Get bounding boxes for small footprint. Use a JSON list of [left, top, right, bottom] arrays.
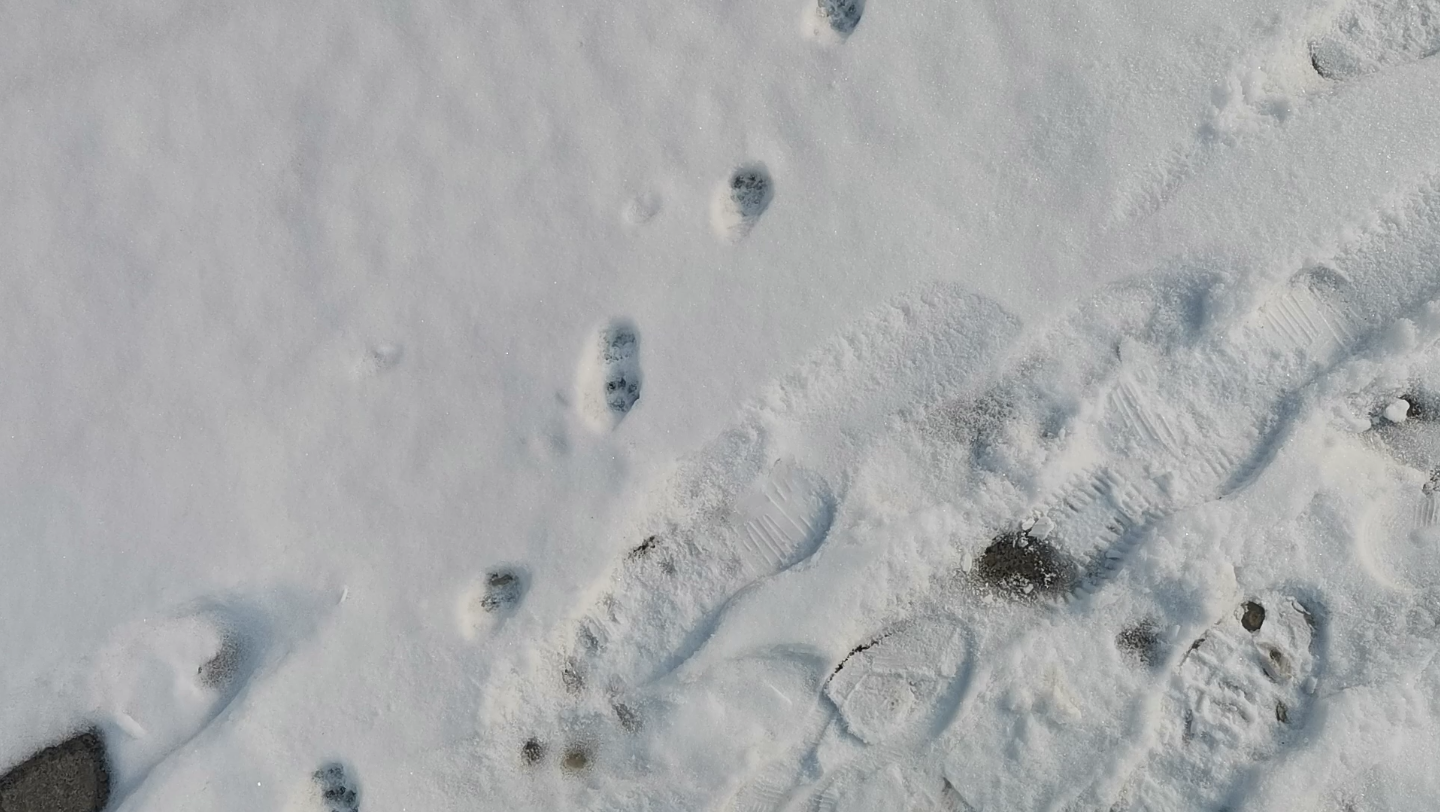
[[575, 319, 643, 432], [805, 0, 864, 41], [312, 762, 360, 812], [621, 192, 661, 228], [353, 343, 403, 379], [711, 164, 773, 243], [457, 567, 530, 640]]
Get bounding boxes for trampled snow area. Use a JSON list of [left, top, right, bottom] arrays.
[[3, 0, 1440, 809]]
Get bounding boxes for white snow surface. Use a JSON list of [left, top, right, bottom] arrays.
[[4, 0, 1440, 809]]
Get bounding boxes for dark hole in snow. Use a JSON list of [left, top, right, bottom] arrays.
[[1116, 621, 1164, 668], [973, 529, 1077, 600], [561, 745, 591, 772]]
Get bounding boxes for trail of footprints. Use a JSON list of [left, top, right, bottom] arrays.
[[0, 602, 376, 812], [502, 191, 1440, 804], [697, 190, 1440, 808], [13, 0, 1438, 809]]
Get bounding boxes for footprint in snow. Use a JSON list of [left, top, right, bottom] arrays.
[[456, 566, 529, 640], [1309, 0, 1440, 80], [1111, 594, 1322, 810], [804, 0, 864, 42], [353, 343, 403, 380], [739, 236, 1436, 807], [721, 616, 973, 812], [495, 287, 1019, 799], [575, 319, 642, 432], [310, 762, 361, 812], [558, 456, 834, 709], [1355, 387, 1440, 590], [824, 617, 973, 748], [711, 164, 773, 243], [962, 218, 1440, 605], [89, 602, 267, 799], [621, 191, 661, 228]]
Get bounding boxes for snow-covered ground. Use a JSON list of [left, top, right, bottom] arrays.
[[3, 0, 1440, 809]]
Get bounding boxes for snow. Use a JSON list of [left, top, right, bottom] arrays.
[[3, 0, 1440, 810]]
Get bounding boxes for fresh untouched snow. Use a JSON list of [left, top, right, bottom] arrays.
[[3, 0, 1440, 810]]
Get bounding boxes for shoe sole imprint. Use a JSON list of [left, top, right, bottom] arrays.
[[1113, 594, 1321, 811]]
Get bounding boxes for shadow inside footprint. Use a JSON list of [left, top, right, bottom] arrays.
[[313, 762, 360, 812], [479, 568, 528, 614], [599, 325, 642, 416], [1117, 620, 1165, 668], [817, 0, 864, 35], [0, 730, 110, 812], [577, 319, 643, 431], [973, 530, 1077, 600], [712, 164, 774, 241], [198, 629, 251, 690]]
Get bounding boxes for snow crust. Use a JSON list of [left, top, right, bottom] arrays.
[[3, 0, 1440, 809]]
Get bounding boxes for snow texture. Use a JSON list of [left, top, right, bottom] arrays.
[[4, 0, 1440, 810]]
